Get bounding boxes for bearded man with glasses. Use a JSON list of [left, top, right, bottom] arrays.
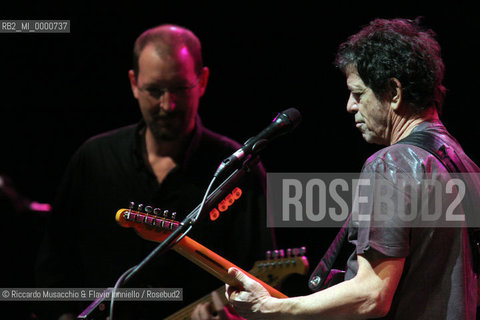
[[36, 24, 274, 320]]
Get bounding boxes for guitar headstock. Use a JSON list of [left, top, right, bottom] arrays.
[[115, 202, 180, 243], [249, 247, 309, 287]]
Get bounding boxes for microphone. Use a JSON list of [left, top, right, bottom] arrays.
[[214, 108, 301, 177]]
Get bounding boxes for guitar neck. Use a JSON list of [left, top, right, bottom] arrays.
[[170, 235, 287, 299], [115, 209, 306, 320], [115, 208, 287, 299]]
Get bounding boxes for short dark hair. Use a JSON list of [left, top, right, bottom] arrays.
[[132, 24, 203, 77], [335, 18, 446, 113]]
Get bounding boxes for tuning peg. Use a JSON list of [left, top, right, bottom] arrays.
[[292, 248, 300, 257], [153, 208, 161, 215], [163, 210, 169, 217], [279, 249, 285, 258], [300, 246, 306, 255], [137, 204, 144, 212], [273, 250, 279, 259], [287, 248, 292, 257], [171, 212, 177, 220], [128, 201, 135, 209], [145, 206, 153, 214], [266, 250, 272, 260]]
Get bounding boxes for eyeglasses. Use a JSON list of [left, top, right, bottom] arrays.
[[138, 77, 201, 100]]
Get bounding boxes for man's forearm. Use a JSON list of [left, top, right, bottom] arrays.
[[262, 276, 387, 320], [227, 256, 404, 319]]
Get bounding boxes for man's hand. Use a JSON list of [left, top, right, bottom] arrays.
[[225, 267, 276, 319], [192, 289, 244, 320]]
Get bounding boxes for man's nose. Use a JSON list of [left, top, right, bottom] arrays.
[[346, 95, 358, 114], [160, 91, 176, 112]]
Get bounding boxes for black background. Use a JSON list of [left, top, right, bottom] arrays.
[[1, 0, 479, 305]]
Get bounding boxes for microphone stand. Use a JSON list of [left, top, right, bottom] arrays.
[[77, 154, 261, 319]]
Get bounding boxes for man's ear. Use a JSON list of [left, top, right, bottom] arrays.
[[128, 69, 139, 99], [389, 78, 402, 111], [198, 66, 210, 97]]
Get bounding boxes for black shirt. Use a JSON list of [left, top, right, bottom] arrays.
[[36, 119, 274, 319]]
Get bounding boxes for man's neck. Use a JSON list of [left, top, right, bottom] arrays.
[[144, 128, 190, 161], [142, 128, 193, 183], [389, 107, 439, 145]]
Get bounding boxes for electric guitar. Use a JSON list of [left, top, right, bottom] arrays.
[[115, 206, 308, 301]]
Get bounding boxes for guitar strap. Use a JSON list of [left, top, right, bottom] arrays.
[[396, 130, 480, 274], [309, 129, 480, 292], [308, 216, 349, 292]]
